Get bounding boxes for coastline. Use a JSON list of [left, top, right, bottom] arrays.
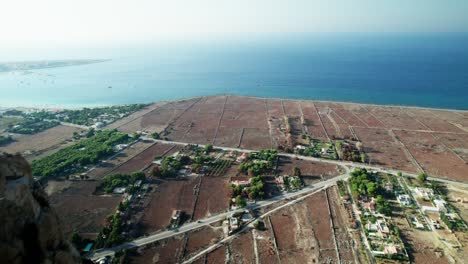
[[2, 93, 468, 113]]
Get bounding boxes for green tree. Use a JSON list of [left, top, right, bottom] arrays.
[[293, 167, 301, 177], [151, 132, 160, 139], [204, 144, 213, 153], [417, 173, 427, 185], [236, 196, 247, 207]]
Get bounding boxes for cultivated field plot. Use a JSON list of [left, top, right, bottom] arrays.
[[214, 127, 242, 147], [331, 106, 367, 127], [255, 217, 281, 264], [406, 108, 465, 133], [326, 187, 357, 263], [266, 99, 289, 148], [104, 102, 165, 131], [276, 156, 341, 183], [205, 246, 226, 264], [112, 143, 177, 174], [282, 100, 302, 117], [366, 106, 428, 131], [300, 101, 328, 140], [432, 133, 468, 162], [240, 128, 271, 149], [394, 130, 468, 181], [269, 203, 320, 263], [346, 105, 385, 128], [140, 177, 199, 233], [0, 125, 81, 161], [229, 232, 255, 263], [128, 236, 184, 263], [183, 226, 223, 258], [354, 127, 418, 173], [48, 181, 121, 238], [86, 140, 155, 179], [193, 177, 230, 220], [305, 190, 338, 263]]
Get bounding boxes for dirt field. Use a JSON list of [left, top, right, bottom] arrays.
[[276, 156, 341, 183], [206, 246, 226, 264], [193, 177, 230, 220], [326, 187, 357, 263], [255, 218, 280, 264], [354, 127, 418, 173], [305, 190, 338, 263], [140, 177, 199, 233], [394, 130, 468, 181], [269, 204, 320, 263], [128, 236, 184, 263], [184, 227, 223, 257], [112, 143, 176, 174], [108, 95, 468, 181], [0, 125, 81, 161], [48, 181, 121, 238], [229, 232, 255, 263], [86, 140, 155, 179]]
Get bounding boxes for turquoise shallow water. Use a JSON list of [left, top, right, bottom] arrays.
[[1, 33, 468, 109]]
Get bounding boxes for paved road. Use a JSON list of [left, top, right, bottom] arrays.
[[147, 138, 468, 188], [88, 173, 348, 261]]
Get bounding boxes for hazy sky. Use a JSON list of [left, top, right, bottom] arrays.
[[1, 0, 467, 48]]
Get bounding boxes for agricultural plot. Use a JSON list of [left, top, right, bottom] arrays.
[[326, 187, 358, 263], [229, 232, 255, 263], [354, 127, 417, 173], [239, 128, 271, 149], [407, 109, 465, 133], [48, 181, 121, 238], [128, 237, 184, 264], [254, 218, 280, 264], [104, 102, 165, 131], [432, 132, 468, 162], [276, 156, 341, 183], [266, 99, 289, 148], [206, 246, 226, 264], [394, 130, 468, 181], [193, 177, 230, 220], [269, 203, 320, 263], [282, 100, 302, 117], [0, 125, 81, 161], [348, 106, 385, 128], [183, 227, 223, 258], [111, 143, 176, 174], [300, 101, 328, 140], [366, 106, 428, 130], [140, 177, 199, 233], [332, 107, 367, 127], [305, 190, 338, 263], [86, 140, 156, 179], [213, 127, 242, 147]]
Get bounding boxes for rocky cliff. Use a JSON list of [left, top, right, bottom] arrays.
[[0, 153, 82, 264]]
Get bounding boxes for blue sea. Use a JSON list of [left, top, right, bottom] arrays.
[[1, 33, 468, 110]]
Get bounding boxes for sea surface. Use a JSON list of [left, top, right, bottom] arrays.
[[1, 33, 468, 110]]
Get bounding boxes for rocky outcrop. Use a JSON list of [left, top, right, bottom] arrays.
[[0, 153, 81, 264]]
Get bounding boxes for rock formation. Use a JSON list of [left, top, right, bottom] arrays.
[[0, 153, 81, 264]]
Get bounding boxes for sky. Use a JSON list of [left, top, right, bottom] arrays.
[[0, 0, 467, 50]]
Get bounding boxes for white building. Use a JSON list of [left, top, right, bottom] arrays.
[[397, 194, 412, 206], [433, 199, 447, 213], [414, 187, 434, 200]]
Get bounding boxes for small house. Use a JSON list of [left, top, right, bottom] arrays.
[[397, 194, 412, 206], [414, 187, 434, 200]]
